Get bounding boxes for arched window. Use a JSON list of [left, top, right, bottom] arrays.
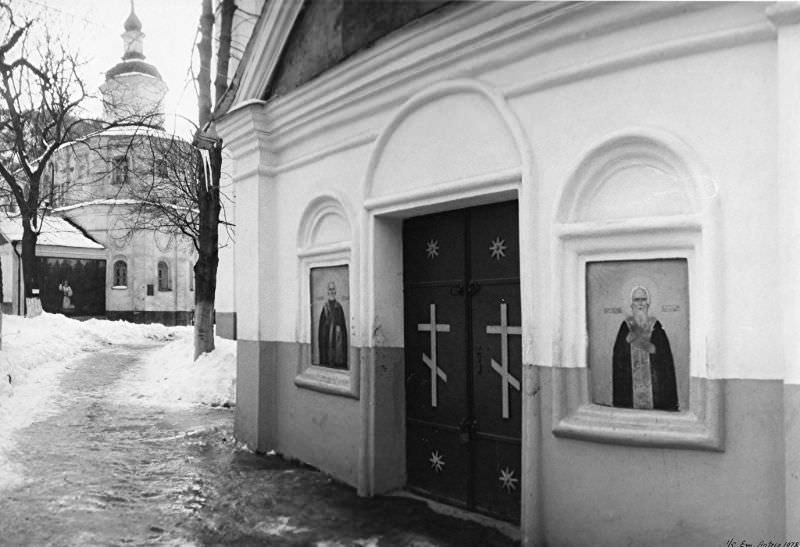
[[157, 261, 171, 291], [112, 155, 129, 185], [113, 260, 127, 287]]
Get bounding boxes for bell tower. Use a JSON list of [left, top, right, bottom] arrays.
[[99, 0, 168, 126]]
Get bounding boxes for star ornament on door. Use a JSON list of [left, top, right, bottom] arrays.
[[489, 236, 507, 260], [498, 467, 518, 492], [486, 302, 521, 419], [418, 303, 450, 407], [425, 239, 440, 259], [429, 450, 445, 473]]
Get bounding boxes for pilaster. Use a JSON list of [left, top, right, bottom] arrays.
[[217, 100, 278, 449], [766, 2, 800, 539]]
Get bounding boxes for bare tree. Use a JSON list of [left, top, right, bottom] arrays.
[[0, 3, 101, 316], [115, 0, 235, 359]]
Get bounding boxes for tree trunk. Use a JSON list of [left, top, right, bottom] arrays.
[[0, 253, 3, 349], [197, 0, 214, 129], [214, 0, 235, 106], [21, 216, 41, 317], [192, 0, 231, 360]]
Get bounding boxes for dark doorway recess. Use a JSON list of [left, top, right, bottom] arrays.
[[403, 200, 522, 523]]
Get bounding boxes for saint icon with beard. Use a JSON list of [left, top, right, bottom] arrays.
[[612, 286, 678, 411]]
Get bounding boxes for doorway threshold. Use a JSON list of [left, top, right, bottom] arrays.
[[386, 489, 521, 543]]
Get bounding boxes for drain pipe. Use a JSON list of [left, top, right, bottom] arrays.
[[12, 241, 22, 316]]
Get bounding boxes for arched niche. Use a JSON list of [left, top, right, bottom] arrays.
[[297, 194, 353, 252], [552, 127, 723, 452], [364, 80, 525, 207], [557, 128, 713, 223], [295, 193, 359, 399]]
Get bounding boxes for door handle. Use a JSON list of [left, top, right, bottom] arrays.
[[476, 345, 483, 375], [449, 284, 464, 296], [458, 417, 479, 444]]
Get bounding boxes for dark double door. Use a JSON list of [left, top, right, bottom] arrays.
[[403, 201, 522, 522]]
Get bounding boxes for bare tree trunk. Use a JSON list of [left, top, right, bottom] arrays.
[[194, 145, 221, 359], [193, 0, 230, 359], [214, 0, 234, 104], [21, 216, 41, 317], [197, 0, 213, 129], [0, 268, 3, 350]]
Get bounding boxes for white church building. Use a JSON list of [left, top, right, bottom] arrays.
[[216, 2, 800, 544], [41, 6, 195, 324]]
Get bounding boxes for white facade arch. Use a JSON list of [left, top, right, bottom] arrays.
[[552, 126, 723, 451], [358, 79, 538, 501]]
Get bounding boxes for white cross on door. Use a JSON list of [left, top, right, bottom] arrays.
[[486, 302, 521, 419], [418, 303, 450, 407]]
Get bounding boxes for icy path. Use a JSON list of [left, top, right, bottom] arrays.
[[0, 344, 230, 546], [0, 343, 517, 546]]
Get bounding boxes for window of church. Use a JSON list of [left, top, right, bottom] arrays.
[[113, 260, 127, 288], [112, 156, 129, 185], [42, 166, 53, 202], [157, 260, 171, 291]]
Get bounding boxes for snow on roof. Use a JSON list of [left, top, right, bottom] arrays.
[[0, 215, 104, 249], [57, 125, 188, 151], [54, 198, 197, 215], [53, 199, 141, 213]]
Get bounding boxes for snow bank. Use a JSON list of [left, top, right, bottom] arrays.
[[0, 312, 176, 405], [114, 329, 236, 408], [0, 312, 236, 489]]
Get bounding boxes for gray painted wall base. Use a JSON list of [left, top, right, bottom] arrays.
[[107, 310, 193, 326], [216, 312, 236, 339]]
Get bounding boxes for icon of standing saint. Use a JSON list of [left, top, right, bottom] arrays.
[[311, 265, 350, 370], [585, 259, 689, 412], [612, 286, 678, 410], [318, 281, 348, 369]]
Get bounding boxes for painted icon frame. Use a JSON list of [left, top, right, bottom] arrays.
[[586, 258, 690, 412], [310, 264, 350, 370]]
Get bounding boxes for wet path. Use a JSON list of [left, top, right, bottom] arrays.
[[0, 345, 517, 546]]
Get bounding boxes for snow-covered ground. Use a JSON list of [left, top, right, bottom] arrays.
[[0, 312, 236, 411], [113, 325, 236, 408], [0, 312, 236, 489]]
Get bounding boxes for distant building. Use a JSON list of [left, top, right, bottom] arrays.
[[0, 216, 105, 316], [38, 4, 195, 324]]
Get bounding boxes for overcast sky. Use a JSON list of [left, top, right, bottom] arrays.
[[23, 0, 201, 136]]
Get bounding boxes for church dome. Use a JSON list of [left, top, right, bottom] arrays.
[[106, 59, 161, 80], [123, 10, 141, 32]]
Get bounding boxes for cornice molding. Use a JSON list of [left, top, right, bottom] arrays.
[[224, 2, 772, 170], [216, 101, 272, 163], [506, 21, 773, 100], [766, 2, 800, 26], [273, 131, 376, 176], [262, 1, 734, 148], [232, 0, 305, 107]]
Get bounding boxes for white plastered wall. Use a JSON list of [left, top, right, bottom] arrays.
[[219, 1, 793, 542]]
